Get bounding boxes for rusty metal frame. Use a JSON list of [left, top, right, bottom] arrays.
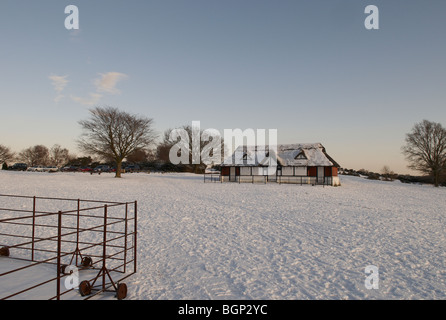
[[0, 194, 137, 300]]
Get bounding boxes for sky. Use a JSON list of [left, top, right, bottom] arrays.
[[1, 0, 445, 174]]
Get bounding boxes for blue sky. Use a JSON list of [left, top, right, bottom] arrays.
[[1, 0, 445, 174]]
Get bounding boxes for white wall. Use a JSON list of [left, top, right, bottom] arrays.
[[294, 167, 307, 176], [240, 167, 251, 176]]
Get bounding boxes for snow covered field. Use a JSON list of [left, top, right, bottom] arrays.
[[0, 170, 445, 300]]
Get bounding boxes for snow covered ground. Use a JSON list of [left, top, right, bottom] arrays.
[[0, 170, 445, 300]]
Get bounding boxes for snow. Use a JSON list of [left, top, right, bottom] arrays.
[[277, 143, 333, 167], [0, 258, 120, 300], [222, 143, 334, 167], [1, 170, 445, 300]]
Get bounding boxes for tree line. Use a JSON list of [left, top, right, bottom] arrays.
[[0, 107, 220, 177], [1, 144, 72, 169], [1, 106, 446, 186]]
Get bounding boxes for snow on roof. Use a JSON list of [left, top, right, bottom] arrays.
[[222, 143, 339, 167]]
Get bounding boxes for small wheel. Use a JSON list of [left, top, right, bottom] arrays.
[[116, 283, 127, 300], [60, 264, 68, 275], [79, 280, 92, 297], [81, 256, 93, 268], [0, 246, 10, 257]]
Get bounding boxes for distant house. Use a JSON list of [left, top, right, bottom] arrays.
[[220, 143, 341, 186]]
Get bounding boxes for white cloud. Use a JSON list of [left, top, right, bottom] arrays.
[[49, 75, 68, 92], [70, 93, 103, 106], [52, 71, 128, 106], [49, 75, 69, 103], [94, 72, 128, 95]]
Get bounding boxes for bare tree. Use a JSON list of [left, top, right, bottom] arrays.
[[381, 165, 396, 181], [156, 129, 178, 163], [0, 145, 15, 165], [19, 145, 50, 167], [126, 149, 149, 163], [402, 120, 446, 187], [78, 106, 157, 178], [49, 144, 72, 168], [160, 125, 225, 173]]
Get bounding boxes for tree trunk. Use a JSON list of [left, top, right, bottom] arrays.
[[433, 171, 440, 187], [115, 160, 122, 178]]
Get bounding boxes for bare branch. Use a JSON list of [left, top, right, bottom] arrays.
[[77, 106, 157, 177], [402, 120, 446, 186], [0, 145, 15, 164]]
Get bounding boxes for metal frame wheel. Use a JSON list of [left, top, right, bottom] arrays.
[[81, 256, 93, 268], [116, 283, 127, 300], [79, 280, 92, 297], [0, 246, 10, 257], [60, 264, 68, 275]]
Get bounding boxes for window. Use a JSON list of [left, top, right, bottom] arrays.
[[240, 167, 251, 176], [242, 153, 255, 165], [294, 167, 307, 176], [295, 152, 307, 160], [282, 167, 293, 176]]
